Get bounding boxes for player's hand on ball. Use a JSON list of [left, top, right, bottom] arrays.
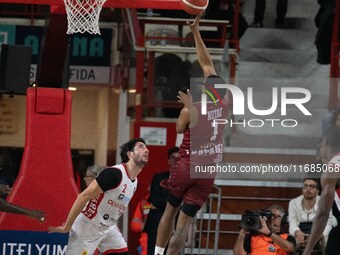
[[187, 13, 202, 33]]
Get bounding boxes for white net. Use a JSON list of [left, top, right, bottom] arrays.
[[63, 0, 108, 34]]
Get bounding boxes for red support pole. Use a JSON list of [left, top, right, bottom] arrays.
[[135, 50, 144, 122], [229, 54, 237, 85], [147, 51, 155, 116], [126, 8, 146, 122], [232, 0, 240, 52]]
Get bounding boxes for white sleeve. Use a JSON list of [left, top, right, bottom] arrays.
[[288, 198, 301, 236]]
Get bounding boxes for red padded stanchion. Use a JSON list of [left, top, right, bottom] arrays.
[[0, 87, 78, 231]]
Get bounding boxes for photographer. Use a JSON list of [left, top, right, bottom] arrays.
[[233, 205, 296, 255]]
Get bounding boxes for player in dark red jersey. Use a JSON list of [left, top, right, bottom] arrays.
[[154, 14, 228, 255]]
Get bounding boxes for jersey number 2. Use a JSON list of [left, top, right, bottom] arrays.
[[122, 184, 127, 193]]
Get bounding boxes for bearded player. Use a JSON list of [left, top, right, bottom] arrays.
[[49, 138, 149, 255]]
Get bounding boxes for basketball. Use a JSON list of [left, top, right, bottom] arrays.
[[180, 0, 209, 15]]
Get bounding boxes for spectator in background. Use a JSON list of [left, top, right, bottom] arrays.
[[84, 165, 104, 187], [131, 192, 151, 255], [144, 147, 179, 255], [251, 0, 288, 28], [288, 178, 337, 253]]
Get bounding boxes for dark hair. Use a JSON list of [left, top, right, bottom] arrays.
[[303, 178, 320, 189], [120, 138, 146, 163], [331, 108, 340, 126], [321, 126, 340, 154], [167, 146, 179, 158]]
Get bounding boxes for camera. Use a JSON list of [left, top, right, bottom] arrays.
[[240, 209, 272, 231]]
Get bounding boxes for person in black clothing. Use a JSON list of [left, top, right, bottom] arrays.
[[314, 0, 336, 64], [143, 147, 179, 255], [251, 0, 288, 28]]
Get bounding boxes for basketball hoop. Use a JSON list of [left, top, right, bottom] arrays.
[[63, 0, 108, 34]]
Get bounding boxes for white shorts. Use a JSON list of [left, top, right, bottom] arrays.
[[66, 216, 128, 255]]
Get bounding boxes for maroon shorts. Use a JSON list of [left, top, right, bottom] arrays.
[[160, 158, 215, 208]]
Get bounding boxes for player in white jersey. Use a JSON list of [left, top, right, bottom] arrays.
[[48, 138, 149, 255], [303, 126, 340, 255]]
